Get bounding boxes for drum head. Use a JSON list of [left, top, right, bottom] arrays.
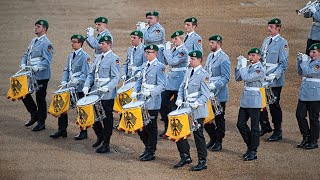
[[54, 87, 74, 94], [12, 71, 31, 78], [122, 100, 144, 109], [117, 81, 136, 94], [168, 107, 191, 116], [77, 95, 99, 106]]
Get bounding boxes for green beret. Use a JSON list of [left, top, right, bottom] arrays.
[[99, 35, 112, 43], [35, 19, 49, 29], [94, 17, 108, 24], [144, 44, 159, 51], [130, 30, 143, 38], [171, 30, 184, 38], [71, 34, 85, 42], [189, 50, 202, 58], [184, 17, 198, 23], [309, 43, 320, 50], [268, 18, 281, 25], [247, 48, 261, 54], [209, 34, 223, 41], [146, 11, 159, 17]]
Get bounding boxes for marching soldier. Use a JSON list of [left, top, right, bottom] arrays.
[[302, 1, 320, 55], [204, 34, 230, 151], [295, 43, 320, 150], [121, 30, 146, 81], [159, 30, 189, 137], [137, 11, 165, 64], [174, 50, 210, 171], [235, 48, 266, 161], [82, 35, 120, 153], [49, 34, 90, 138], [21, 19, 53, 131], [131, 44, 166, 161], [183, 17, 202, 52], [259, 18, 289, 141]]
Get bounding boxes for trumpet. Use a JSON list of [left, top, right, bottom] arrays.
[[210, 92, 223, 116], [262, 81, 277, 104], [136, 21, 148, 30], [296, 0, 319, 15]]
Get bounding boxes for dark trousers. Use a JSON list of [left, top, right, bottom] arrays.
[[260, 87, 282, 133], [92, 99, 114, 145], [160, 90, 178, 129], [205, 102, 226, 143], [176, 118, 207, 159], [138, 110, 159, 153], [237, 108, 260, 151], [57, 92, 84, 130], [296, 100, 320, 143], [22, 79, 49, 124], [306, 39, 320, 55]]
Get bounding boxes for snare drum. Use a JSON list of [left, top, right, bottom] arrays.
[[7, 71, 38, 101], [48, 87, 78, 117], [114, 81, 136, 112], [165, 107, 192, 142], [118, 100, 146, 134], [76, 95, 105, 129]]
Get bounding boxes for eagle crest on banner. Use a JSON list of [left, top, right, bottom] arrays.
[[53, 94, 65, 113], [124, 111, 137, 129], [78, 107, 88, 124], [11, 78, 22, 96], [170, 118, 183, 136]]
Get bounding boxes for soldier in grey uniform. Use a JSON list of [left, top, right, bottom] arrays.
[[174, 50, 210, 171], [302, 1, 320, 55], [204, 34, 230, 151], [259, 18, 289, 141], [159, 30, 189, 137], [131, 44, 166, 161], [49, 34, 90, 139], [137, 11, 165, 64], [235, 48, 266, 161], [21, 19, 54, 132], [82, 35, 120, 153], [184, 17, 202, 52], [295, 43, 320, 150], [122, 30, 146, 81]]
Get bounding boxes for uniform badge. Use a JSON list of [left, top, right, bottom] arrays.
[[116, 60, 120, 64], [284, 44, 289, 50], [255, 70, 260, 74], [179, 52, 184, 57], [155, 30, 160, 34], [315, 65, 319, 70], [193, 52, 196, 56], [134, 32, 138, 36], [162, 68, 165, 74], [192, 18, 195, 22], [40, 21, 44, 25], [315, 46, 318, 50], [102, 18, 106, 22], [176, 32, 179, 36], [47, 45, 52, 52], [87, 57, 91, 63], [198, 39, 201, 44], [150, 45, 153, 49], [205, 76, 209, 83], [78, 35, 81, 39]]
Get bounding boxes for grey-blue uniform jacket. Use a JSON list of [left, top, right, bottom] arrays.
[[260, 34, 289, 87], [304, 6, 320, 41], [177, 67, 210, 119], [86, 29, 113, 56], [184, 32, 203, 52], [235, 62, 266, 108], [122, 43, 146, 78], [297, 58, 320, 101], [163, 44, 189, 91], [62, 48, 90, 92], [205, 49, 231, 102], [134, 59, 166, 110], [142, 23, 165, 63], [21, 35, 53, 80], [84, 50, 120, 100]]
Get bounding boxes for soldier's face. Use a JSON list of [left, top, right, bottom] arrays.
[[173, 37, 182, 46], [146, 16, 158, 26], [248, 53, 260, 63], [95, 23, 107, 32], [71, 38, 81, 50], [190, 57, 201, 67], [184, 22, 195, 33], [310, 50, 320, 60], [145, 50, 157, 61], [99, 41, 110, 52], [267, 24, 280, 36], [209, 40, 219, 52], [130, 35, 141, 46], [34, 24, 45, 36]]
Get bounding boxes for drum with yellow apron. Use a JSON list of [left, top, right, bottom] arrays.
[[204, 100, 215, 125], [114, 81, 136, 113], [76, 95, 105, 130], [7, 70, 38, 101], [48, 87, 78, 117], [165, 107, 193, 142]]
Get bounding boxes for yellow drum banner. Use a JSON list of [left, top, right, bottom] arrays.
[[118, 106, 144, 134], [7, 75, 29, 101], [260, 87, 267, 110], [48, 91, 70, 117], [113, 88, 134, 113], [165, 113, 191, 142], [76, 105, 95, 130], [204, 100, 215, 125]]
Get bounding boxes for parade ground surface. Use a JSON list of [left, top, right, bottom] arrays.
[[0, 0, 319, 179]]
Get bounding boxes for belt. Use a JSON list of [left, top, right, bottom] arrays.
[[170, 67, 187, 72], [29, 57, 43, 65], [132, 66, 142, 71], [71, 72, 82, 77], [210, 76, 222, 81], [245, 87, 260, 91], [142, 83, 155, 91], [265, 63, 278, 73], [95, 78, 110, 82], [313, 22, 320, 26], [305, 78, 320, 83], [186, 92, 199, 102]]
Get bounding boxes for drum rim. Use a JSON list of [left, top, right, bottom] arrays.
[[117, 81, 136, 94], [77, 95, 100, 106], [53, 87, 75, 94], [11, 71, 32, 77], [122, 100, 144, 109], [168, 108, 192, 116]]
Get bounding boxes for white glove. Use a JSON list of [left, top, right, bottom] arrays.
[[308, 5, 317, 13], [82, 87, 89, 95], [237, 55, 247, 69], [61, 81, 67, 87], [99, 86, 109, 93], [306, 1, 312, 6], [139, 22, 146, 30], [209, 83, 216, 91], [86, 27, 94, 36], [301, 53, 310, 62], [121, 75, 126, 81], [21, 64, 26, 70], [135, 71, 142, 78], [190, 101, 199, 109], [165, 41, 171, 50], [175, 99, 182, 107], [31, 65, 39, 72], [142, 91, 151, 97], [131, 92, 137, 99], [71, 78, 79, 85]]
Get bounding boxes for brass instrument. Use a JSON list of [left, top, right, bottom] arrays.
[[210, 92, 223, 116], [296, 0, 319, 15]]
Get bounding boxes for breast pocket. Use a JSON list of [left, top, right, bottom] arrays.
[[100, 67, 110, 77], [73, 64, 82, 72], [307, 81, 320, 97], [267, 50, 279, 63], [212, 64, 221, 76], [31, 50, 41, 57], [147, 74, 157, 84]]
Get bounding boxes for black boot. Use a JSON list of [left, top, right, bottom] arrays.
[[32, 122, 45, 131], [211, 142, 222, 151], [190, 158, 207, 171], [260, 125, 273, 136], [267, 126, 282, 142], [140, 148, 155, 161], [139, 148, 148, 159], [244, 151, 257, 161], [25, 112, 38, 127], [173, 153, 192, 168], [297, 136, 309, 148], [50, 130, 67, 138], [305, 140, 318, 150], [92, 124, 104, 147], [74, 130, 88, 140], [96, 142, 110, 153]]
